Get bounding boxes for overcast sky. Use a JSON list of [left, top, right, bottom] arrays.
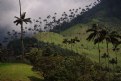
[[0, 0, 98, 41]]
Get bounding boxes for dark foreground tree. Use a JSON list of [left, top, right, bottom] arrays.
[[27, 53, 109, 81]]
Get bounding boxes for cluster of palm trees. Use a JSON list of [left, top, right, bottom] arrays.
[[35, 0, 100, 33], [17, 0, 99, 46], [63, 37, 80, 53], [86, 23, 121, 80]]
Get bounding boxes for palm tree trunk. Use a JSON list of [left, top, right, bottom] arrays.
[[97, 34, 101, 66], [105, 58, 107, 68], [113, 64, 115, 75], [98, 43, 101, 65], [19, 0, 24, 59], [106, 41, 110, 81], [83, 54, 86, 81], [71, 44, 72, 51], [116, 51, 118, 67], [19, 0, 21, 17], [37, 39, 39, 51], [21, 22, 25, 59], [76, 45, 78, 54]]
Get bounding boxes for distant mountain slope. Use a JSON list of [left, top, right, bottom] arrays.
[[52, 0, 121, 33], [101, 0, 121, 19], [72, 0, 121, 23]]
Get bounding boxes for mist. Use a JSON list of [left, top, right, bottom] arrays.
[[0, 0, 98, 41]]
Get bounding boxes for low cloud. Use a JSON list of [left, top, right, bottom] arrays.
[[0, 0, 98, 41]]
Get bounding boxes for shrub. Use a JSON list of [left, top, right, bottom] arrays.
[[28, 54, 109, 81]]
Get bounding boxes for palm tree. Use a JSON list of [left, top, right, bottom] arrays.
[[101, 53, 109, 68], [109, 58, 117, 74], [97, 28, 121, 81], [73, 37, 80, 53], [112, 40, 121, 67], [70, 38, 76, 51], [14, 0, 32, 59], [86, 24, 103, 65], [62, 38, 69, 52], [101, 29, 121, 70]]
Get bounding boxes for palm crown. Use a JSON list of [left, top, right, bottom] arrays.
[[14, 12, 32, 26], [86, 24, 103, 44], [97, 28, 121, 45]]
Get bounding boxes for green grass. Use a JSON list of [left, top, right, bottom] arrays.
[[0, 63, 43, 81], [35, 32, 64, 45], [34, 23, 121, 67]]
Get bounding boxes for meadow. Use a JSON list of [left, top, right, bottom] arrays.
[[0, 63, 43, 81]]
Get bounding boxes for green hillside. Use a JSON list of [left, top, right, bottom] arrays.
[[61, 24, 121, 62], [34, 23, 121, 66], [35, 32, 64, 45], [70, 0, 121, 30]]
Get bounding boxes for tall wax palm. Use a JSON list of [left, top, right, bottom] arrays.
[[70, 38, 76, 51], [73, 37, 80, 53], [14, 0, 32, 59], [109, 58, 117, 74], [97, 28, 121, 81], [86, 24, 102, 65], [101, 53, 109, 68], [100, 29, 121, 70], [112, 40, 121, 67], [62, 38, 69, 52]]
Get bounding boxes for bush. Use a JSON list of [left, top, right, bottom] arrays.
[[27, 53, 109, 81]]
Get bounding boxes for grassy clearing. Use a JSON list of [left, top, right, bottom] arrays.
[[0, 63, 43, 81], [35, 32, 64, 45]]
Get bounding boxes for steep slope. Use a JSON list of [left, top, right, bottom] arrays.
[[34, 32, 64, 45], [33, 25, 121, 66], [52, 0, 121, 33], [71, 0, 121, 28]]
